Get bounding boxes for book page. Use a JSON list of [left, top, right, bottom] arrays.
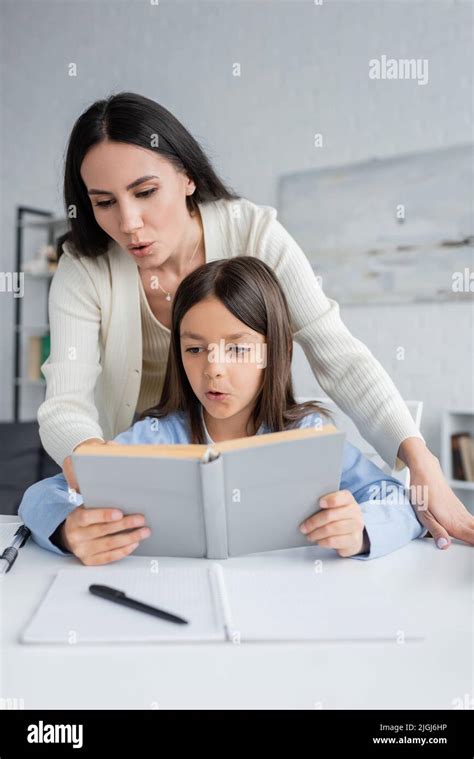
[[75, 443, 208, 460], [74, 425, 340, 460]]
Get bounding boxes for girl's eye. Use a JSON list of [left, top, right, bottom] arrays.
[[227, 345, 250, 354], [185, 347, 203, 354], [94, 188, 157, 208]]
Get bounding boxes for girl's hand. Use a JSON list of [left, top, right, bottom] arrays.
[[60, 505, 151, 566], [62, 438, 109, 493], [299, 490, 368, 558]]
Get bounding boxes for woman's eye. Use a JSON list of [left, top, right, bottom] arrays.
[[94, 188, 157, 208], [136, 188, 157, 199], [185, 347, 203, 354], [227, 345, 250, 354]]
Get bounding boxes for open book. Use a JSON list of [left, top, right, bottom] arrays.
[[21, 565, 425, 644], [72, 425, 345, 559]]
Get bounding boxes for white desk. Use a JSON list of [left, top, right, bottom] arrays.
[[1, 515, 472, 710]]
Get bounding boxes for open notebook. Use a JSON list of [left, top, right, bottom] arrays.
[[72, 424, 345, 559], [21, 566, 425, 644]]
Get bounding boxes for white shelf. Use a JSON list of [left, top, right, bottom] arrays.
[[442, 410, 474, 510]]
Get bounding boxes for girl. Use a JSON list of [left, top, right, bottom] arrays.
[[19, 257, 427, 565]]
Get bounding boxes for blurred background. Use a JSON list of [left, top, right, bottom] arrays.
[[0, 0, 473, 511]]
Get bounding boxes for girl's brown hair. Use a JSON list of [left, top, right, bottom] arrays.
[[142, 256, 329, 443]]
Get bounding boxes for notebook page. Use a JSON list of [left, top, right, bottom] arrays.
[[21, 567, 225, 644], [0, 522, 22, 552], [223, 567, 426, 642]]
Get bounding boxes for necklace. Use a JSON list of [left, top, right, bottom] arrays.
[[156, 228, 203, 302]]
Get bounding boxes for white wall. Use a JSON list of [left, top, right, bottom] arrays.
[[292, 301, 474, 459], [1, 0, 472, 458]]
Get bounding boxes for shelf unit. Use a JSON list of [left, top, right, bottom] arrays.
[[13, 206, 67, 421], [441, 409, 474, 511]]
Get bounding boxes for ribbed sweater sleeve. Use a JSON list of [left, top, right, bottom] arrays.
[[250, 205, 424, 468], [37, 252, 105, 465]]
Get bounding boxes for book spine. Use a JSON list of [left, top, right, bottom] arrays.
[[451, 433, 469, 480], [40, 333, 50, 377], [459, 436, 474, 482], [27, 336, 42, 380], [200, 455, 228, 559]]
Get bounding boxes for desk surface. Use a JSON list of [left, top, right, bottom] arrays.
[[0, 515, 472, 710]]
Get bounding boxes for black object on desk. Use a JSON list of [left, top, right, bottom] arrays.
[[89, 584, 189, 625], [0, 525, 31, 574]]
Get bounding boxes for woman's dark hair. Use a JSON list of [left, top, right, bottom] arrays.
[[143, 257, 330, 443], [56, 91, 240, 259]]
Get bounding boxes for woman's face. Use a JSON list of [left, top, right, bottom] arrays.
[[180, 297, 267, 428], [80, 140, 196, 269]]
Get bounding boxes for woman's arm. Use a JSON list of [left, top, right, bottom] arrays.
[[37, 249, 105, 468], [252, 206, 421, 468], [251, 204, 474, 546]]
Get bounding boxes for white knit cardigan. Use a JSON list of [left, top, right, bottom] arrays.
[[38, 197, 422, 467]]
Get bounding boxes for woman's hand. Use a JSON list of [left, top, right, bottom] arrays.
[[59, 505, 151, 566], [299, 490, 368, 558], [62, 438, 108, 492], [399, 438, 474, 548]]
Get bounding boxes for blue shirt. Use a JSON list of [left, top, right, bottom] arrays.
[[18, 411, 427, 560]]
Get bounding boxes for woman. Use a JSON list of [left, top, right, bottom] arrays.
[[39, 91, 473, 549]]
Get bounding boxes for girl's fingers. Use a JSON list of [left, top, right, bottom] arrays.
[[75, 506, 124, 527], [305, 519, 360, 543], [81, 541, 140, 566], [85, 513, 147, 540], [300, 503, 356, 534], [320, 490, 354, 509], [62, 456, 80, 492], [82, 527, 151, 558], [74, 527, 151, 563], [316, 534, 358, 551]]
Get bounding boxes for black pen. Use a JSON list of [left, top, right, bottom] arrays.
[[88, 584, 189, 625], [0, 525, 31, 574]]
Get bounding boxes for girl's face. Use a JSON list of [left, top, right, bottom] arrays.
[[180, 297, 267, 431], [80, 140, 197, 270]]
